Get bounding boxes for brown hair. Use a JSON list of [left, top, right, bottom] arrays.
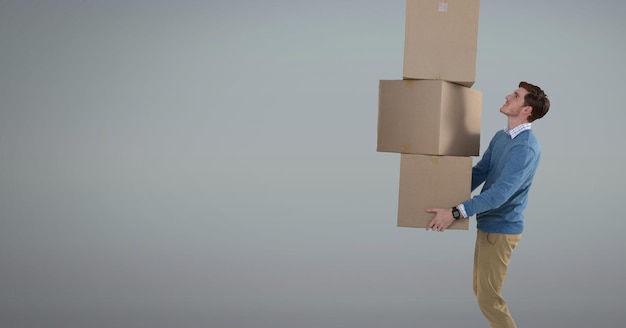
[[519, 81, 550, 122]]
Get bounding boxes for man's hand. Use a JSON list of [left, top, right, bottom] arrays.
[[425, 208, 455, 232]]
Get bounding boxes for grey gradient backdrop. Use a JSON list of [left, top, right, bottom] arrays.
[[1, 0, 625, 327]]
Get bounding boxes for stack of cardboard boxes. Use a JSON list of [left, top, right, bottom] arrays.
[[377, 0, 482, 230]]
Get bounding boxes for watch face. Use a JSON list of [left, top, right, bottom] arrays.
[[452, 208, 460, 219]]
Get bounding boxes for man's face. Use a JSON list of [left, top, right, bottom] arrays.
[[500, 87, 530, 118]]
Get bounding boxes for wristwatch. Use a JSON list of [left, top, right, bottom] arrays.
[[452, 206, 461, 220]]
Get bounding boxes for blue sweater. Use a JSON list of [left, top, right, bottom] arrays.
[[462, 129, 541, 234]]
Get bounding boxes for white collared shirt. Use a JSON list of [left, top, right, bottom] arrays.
[[457, 123, 532, 218], [504, 123, 532, 139]]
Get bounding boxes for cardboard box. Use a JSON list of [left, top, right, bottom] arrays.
[[403, 0, 480, 87], [377, 79, 482, 156], [398, 154, 470, 230]]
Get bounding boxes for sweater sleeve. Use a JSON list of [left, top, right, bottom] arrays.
[[471, 144, 491, 191], [462, 144, 538, 217]]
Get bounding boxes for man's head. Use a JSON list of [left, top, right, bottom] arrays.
[[500, 82, 550, 123], [519, 81, 550, 122]]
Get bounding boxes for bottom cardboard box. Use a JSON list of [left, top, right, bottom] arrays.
[[398, 154, 471, 230]]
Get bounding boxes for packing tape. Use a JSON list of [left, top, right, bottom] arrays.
[[438, 0, 448, 12]]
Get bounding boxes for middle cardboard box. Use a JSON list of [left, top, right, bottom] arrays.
[[377, 79, 482, 156]]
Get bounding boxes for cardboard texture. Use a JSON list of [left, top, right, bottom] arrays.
[[403, 0, 480, 87], [398, 154, 470, 230], [377, 79, 482, 156]]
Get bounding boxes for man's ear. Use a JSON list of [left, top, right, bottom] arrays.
[[523, 105, 533, 121]]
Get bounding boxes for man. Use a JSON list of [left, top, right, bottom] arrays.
[[425, 81, 550, 328]]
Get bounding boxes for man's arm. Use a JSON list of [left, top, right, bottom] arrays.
[[425, 144, 538, 232], [471, 136, 493, 191], [424, 144, 490, 232], [462, 145, 537, 217]]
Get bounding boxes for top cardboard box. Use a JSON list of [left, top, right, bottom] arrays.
[[403, 0, 480, 87]]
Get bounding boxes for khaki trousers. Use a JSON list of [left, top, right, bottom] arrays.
[[473, 231, 521, 328]]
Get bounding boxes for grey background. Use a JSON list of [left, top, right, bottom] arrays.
[[1, 0, 625, 327]]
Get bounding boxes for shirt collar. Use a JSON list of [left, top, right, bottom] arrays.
[[504, 123, 532, 139]]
